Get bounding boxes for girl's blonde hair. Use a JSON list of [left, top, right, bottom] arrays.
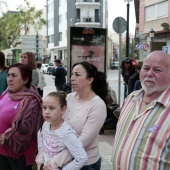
[[46, 91, 67, 108]]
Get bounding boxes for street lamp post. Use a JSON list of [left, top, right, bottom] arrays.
[[124, 0, 132, 58], [149, 28, 155, 52]]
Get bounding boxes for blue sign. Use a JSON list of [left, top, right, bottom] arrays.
[[162, 46, 168, 53]]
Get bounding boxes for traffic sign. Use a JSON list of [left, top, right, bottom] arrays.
[[112, 17, 126, 34], [162, 46, 168, 53], [143, 44, 149, 51]]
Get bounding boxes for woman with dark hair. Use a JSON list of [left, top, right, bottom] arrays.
[[121, 58, 136, 98], [0, 51, 7, 95], [0, 63, 44, 170], [36, 61, 108, 170], [20, 52, 39, 87]]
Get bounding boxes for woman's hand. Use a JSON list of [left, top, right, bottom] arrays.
[[0, 134, 5, 145], [43, 162, 53, 170]]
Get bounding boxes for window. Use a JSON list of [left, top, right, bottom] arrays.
[[48, 34, 54, 43], [48, 19, 54, 28], [59, 32, 62, 41], [65, 12, 67, 20], [59, 0, 61, 7], [51, 18, 54, 27], [64, 49, 67, 60], [58, 50, 62, 60], [48, 20, 51, 28], [145, 1, 168, 22], [48, 2, 54, 13], [59, 15, 62, 24]]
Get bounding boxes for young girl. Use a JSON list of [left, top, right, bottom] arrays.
[[36, 91, 88, 170]]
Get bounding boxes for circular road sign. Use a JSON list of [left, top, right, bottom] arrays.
[[112, 17, 127, 34], [143, 44, 149, 51]]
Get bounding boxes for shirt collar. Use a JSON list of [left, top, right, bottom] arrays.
[[131, 87, 170, 107]]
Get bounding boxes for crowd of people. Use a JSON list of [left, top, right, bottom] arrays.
[[0, 50, 170, 170]]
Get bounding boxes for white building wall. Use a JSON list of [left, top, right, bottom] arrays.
[[59, 1, 67, 47]]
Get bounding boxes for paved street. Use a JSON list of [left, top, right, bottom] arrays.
[[43, 69, 124, 170]]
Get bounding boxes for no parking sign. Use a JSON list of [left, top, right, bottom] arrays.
[[143, 44, 149, 51]]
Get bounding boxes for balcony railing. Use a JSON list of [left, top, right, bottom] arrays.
[[75, 17, 100, 23], [76, 0, 94, 3]]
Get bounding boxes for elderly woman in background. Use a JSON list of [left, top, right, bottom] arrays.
[[20, 52, 39, 87], [0, 63, 44, 170], [0, 51, 7, 95]]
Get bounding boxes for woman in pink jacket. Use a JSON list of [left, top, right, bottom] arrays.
[[0, 63, 43, 170]]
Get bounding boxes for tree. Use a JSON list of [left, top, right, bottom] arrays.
[[17, 0, 46, 35], [0, 0, 46, 49]]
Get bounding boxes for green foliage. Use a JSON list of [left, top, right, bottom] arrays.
[[121, 39, 138, 61], [0, 0, 46, 50]]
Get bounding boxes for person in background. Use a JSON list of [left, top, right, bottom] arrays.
[[37, 61, 108, 170], [36, 91, 88, 170], [112, 51, 170, 169], [0, 51, 7, 95], [20, 52, 39, 87], [121, 58, 136, 98], [128, 60, 143, 94], [52, 59, 67, 91], [36, 61, 46, 97], [0, 63, 44, 170], [134, 79, 142, 91]]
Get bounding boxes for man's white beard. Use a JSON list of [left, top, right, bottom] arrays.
[[141, 78, 169, 95]]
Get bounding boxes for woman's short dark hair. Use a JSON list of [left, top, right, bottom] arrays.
[[7, 63, 32, 88], [0, 51, 6, 69], [36, 61, 42, 68], [72, 61, 108, 101]]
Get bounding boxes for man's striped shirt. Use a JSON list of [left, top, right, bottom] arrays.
[[112, 87, 170, 170]]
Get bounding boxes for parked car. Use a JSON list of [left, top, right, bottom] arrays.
[[111, 61, 119, 70], [47, 62, 55, 74], [42, 64, 48, 74]]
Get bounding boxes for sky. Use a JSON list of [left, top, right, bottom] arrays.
[[4, 0, 136, 34]]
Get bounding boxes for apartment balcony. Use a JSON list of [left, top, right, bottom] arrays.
[[75, 17, 100, 27], [75, 0, 100, 7]]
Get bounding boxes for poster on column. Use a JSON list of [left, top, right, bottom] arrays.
[[69, 26, 107, 74]]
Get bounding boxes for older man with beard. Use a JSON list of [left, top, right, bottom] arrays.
[[111, 51, 170, 170]]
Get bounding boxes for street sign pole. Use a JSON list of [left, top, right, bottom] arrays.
[[112, 17, 126, 105]]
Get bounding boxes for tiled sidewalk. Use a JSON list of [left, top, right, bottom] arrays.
[[99, 142, 113, 170]]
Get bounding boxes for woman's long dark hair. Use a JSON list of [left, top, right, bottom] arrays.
[[72, 61, 108, 101]]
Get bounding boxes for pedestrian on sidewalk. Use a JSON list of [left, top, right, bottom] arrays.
[[44, 61, 108, 170], [112, 51, 170, 169], [128, 60, 143, 94], [36, 61, 46, 97], [20, 52, 39, 87], [121, 58, 136, 98], [0, 51, 7, 95], [0, 63, 44, 170], [36, 91, 88, 170], [52, 59, 67, 91]]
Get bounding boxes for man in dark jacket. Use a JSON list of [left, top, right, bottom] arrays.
[[52, 59, 67, 91]]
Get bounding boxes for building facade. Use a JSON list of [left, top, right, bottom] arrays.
[[46, 0, 108, 64], [134, 0, 170, 60]]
